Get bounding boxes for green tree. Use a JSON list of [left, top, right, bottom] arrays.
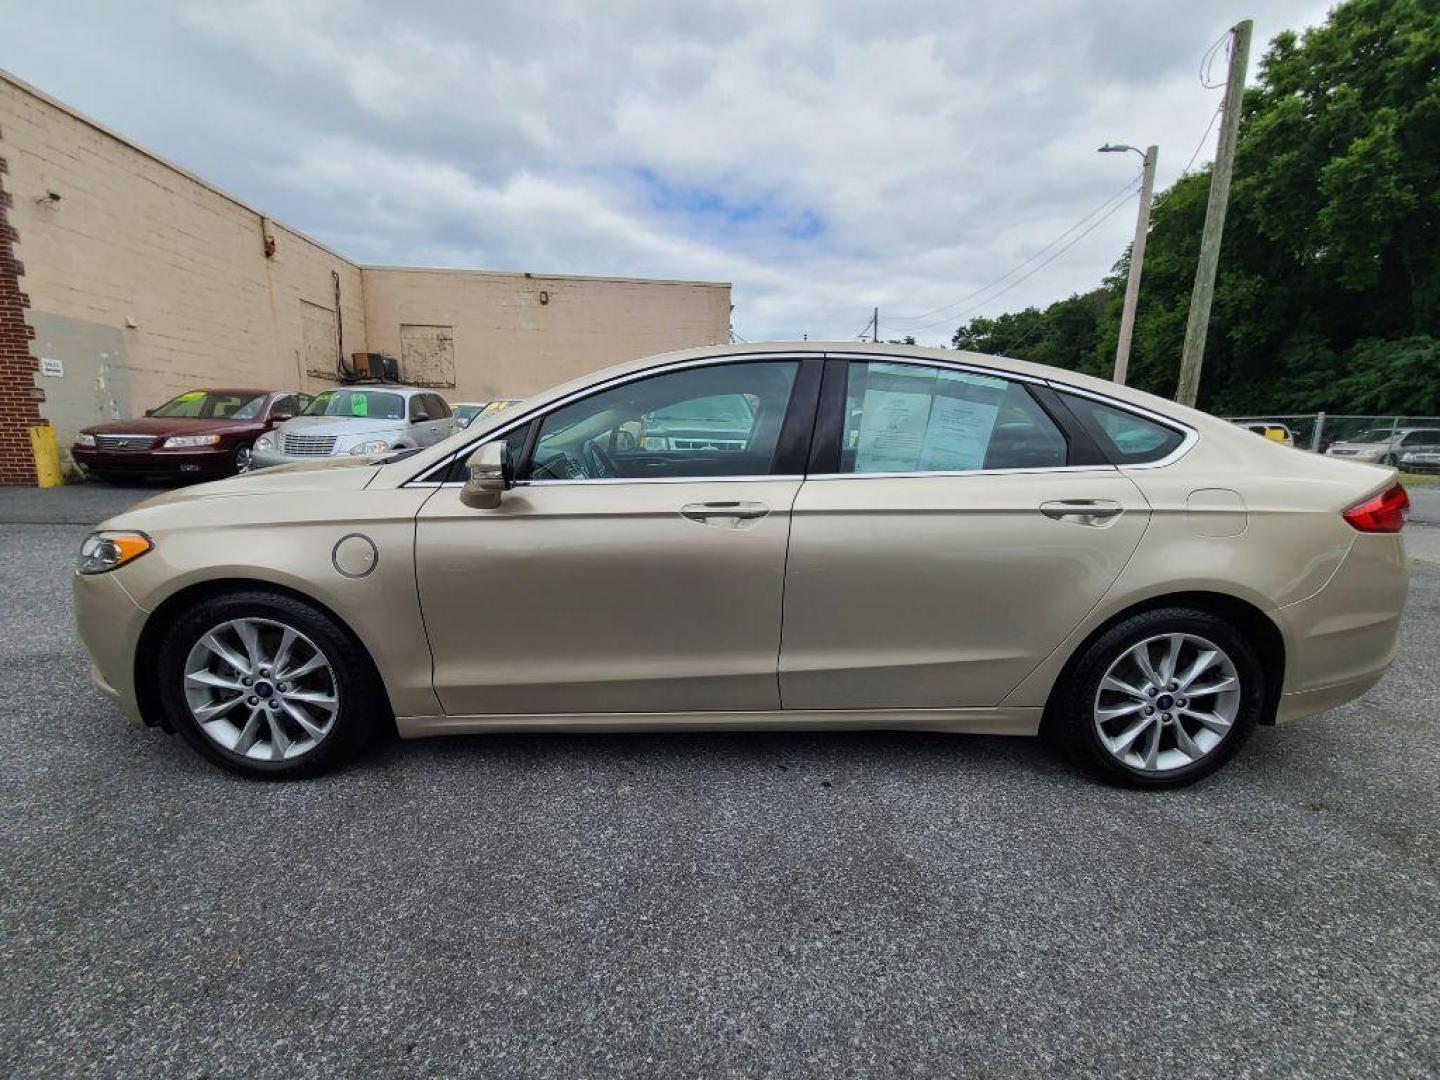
[[952, 0, 1440, 415]]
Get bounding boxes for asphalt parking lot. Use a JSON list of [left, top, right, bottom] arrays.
[[2, 483, 1438, 1078]]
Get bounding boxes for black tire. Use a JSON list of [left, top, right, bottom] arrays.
[[156, 589, 386, 779], [232, 442, 255, 475], [1050, 606, 1264, 789], [1381, 453, 1398, 466]]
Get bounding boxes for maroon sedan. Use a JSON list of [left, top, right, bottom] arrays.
[[73, 388, 310, 483]]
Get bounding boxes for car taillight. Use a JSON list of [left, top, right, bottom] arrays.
[[1342, 482, 1409, 533]]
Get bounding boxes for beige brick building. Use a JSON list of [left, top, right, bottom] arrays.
[[0, 69, 732, 483]]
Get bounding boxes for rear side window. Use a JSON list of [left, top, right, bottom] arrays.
[[838, 361, 1066, 473], [1059, 393, 1185, 465]]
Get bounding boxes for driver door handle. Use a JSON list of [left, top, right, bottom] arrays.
[[1040, 499, 1124, 526], [681, 501, 771, 528]]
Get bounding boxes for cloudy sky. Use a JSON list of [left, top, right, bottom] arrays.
[[3, 0, 1329, 344]]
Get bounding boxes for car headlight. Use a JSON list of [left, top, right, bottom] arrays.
[[76, 433, 96, 448], [77, 530, 153, 575], [349, 439, 391, 455], [254, 433, 276, 452], [162, 434, 221, 448]]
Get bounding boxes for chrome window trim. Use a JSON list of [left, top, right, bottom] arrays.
[[403, 351, 813, 487], [804, 464, 1118, 481], [1042, 380, 1198, 469]]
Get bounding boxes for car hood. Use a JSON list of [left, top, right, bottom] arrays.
[[276, 415, 404, 437], [1328, 441, 1385, 452], [123, 455, 381, 513], [82, 416, 252, 437]]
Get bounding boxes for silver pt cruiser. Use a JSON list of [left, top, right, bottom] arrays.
[[252, 386, 455, 468]]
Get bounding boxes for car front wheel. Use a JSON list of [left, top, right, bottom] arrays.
[[156, 589, 385, 778], [233, 442, 255, 474], [1052, 607, 1264, 788]]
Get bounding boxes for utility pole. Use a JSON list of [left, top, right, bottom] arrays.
[[1113, 145, 1157, 385], [1175, 19, 1252, 408], [872, 307, 879, 343]]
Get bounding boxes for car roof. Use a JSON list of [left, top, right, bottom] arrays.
[[178, 387, 274, 397], [319, 384, 434, 397]]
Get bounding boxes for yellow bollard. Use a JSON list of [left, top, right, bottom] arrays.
[[29, 424, 64, 488]]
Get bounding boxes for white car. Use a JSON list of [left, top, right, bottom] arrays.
[[252, 386, 456, 468]]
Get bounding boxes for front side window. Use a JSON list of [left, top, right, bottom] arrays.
[[151, 391, 266, 420], [1058, 393, 1185, 465], [524, 361, 799, 481], [838, 362, 1066, 473], [426, 395, 452, 419], [304, 389, 406, 421]]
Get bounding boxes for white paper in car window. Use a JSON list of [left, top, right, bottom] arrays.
[[917, 371, 1004, 471], [852, 365, 1005, 473]]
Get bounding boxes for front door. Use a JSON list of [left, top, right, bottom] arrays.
[[415, 358, 817, 717], [780, 358, 1152, 709]]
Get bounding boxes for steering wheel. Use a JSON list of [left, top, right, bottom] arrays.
[[582, 439, 616, 478]]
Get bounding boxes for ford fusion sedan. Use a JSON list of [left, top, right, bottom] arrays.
[[251, 386, 455, 468], [73, 388, 308, 482], [73, 344, 1409, 787]]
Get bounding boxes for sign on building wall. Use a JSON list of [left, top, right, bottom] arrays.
[[399, 324, 456, 388]]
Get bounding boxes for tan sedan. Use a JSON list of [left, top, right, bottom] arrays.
[[73, 344, 1410, 786]]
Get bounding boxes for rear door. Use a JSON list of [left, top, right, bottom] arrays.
[[779, 357, 1153, 709]]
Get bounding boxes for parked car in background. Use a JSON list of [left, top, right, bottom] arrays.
[[1325, 427, 1440, 465], [453, 398, 523, 429], [73, 388, 308, 483], [1236, 422, 1295, 447], [1400, 448, 1440, 474], [251, 386, 455, 468], [73, 343, 1409, 788]]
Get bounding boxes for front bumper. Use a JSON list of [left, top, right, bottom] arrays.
[[73, 569, 150, 725], [251, 448, 352, 469], [73, 445, 231, 480]]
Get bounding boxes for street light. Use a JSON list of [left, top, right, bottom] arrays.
[[1098, 142, 1158, 386]]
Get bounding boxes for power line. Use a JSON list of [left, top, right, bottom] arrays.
[[885, 176, 1142, 330], [1183, 104, 1224, 174], [892, 185, 1141, 334]]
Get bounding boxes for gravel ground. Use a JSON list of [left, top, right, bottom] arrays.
[[2, 483, 1437, 1079]]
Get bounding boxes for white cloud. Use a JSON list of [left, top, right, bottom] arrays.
[[2, 0, 1332, 344]]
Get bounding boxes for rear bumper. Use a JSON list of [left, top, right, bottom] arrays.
[[1272, 533, 1407, 724], [73, 445, 231, 479]]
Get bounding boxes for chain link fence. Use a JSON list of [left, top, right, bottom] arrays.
[[1223, 413, 1440, 456]]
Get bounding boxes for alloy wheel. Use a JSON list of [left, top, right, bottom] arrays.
[[234, 445, 254, 473], [182, 618, 339, 761], [1092, 632, 1241, 774]]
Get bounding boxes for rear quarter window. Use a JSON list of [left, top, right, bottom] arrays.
[[1058, 393, 1186, 465]]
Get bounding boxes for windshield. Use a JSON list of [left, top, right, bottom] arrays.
[[1345, 429, 1394, 443], [304, 389, 405, 420], [151, 391, 265, 420]]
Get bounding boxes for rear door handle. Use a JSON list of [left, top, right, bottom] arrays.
[[1040, 499, 1124, 526], [681, 501, 771, 528]]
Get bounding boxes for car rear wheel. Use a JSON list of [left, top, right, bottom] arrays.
[[156, 589, 385, 778], [1052, 607, 1263, 788]]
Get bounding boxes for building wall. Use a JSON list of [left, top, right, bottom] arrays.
[[360, 267, 732, 403], [0, 123, 42, 485], [0, 72, 366, 463], [0, 69, 732, 482]]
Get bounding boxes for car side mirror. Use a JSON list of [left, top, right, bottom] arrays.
[[144, 408, 156, 417], [412, 412, 430, 424], [460, 441, 512, 509], [270, 411, 293, 423]]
